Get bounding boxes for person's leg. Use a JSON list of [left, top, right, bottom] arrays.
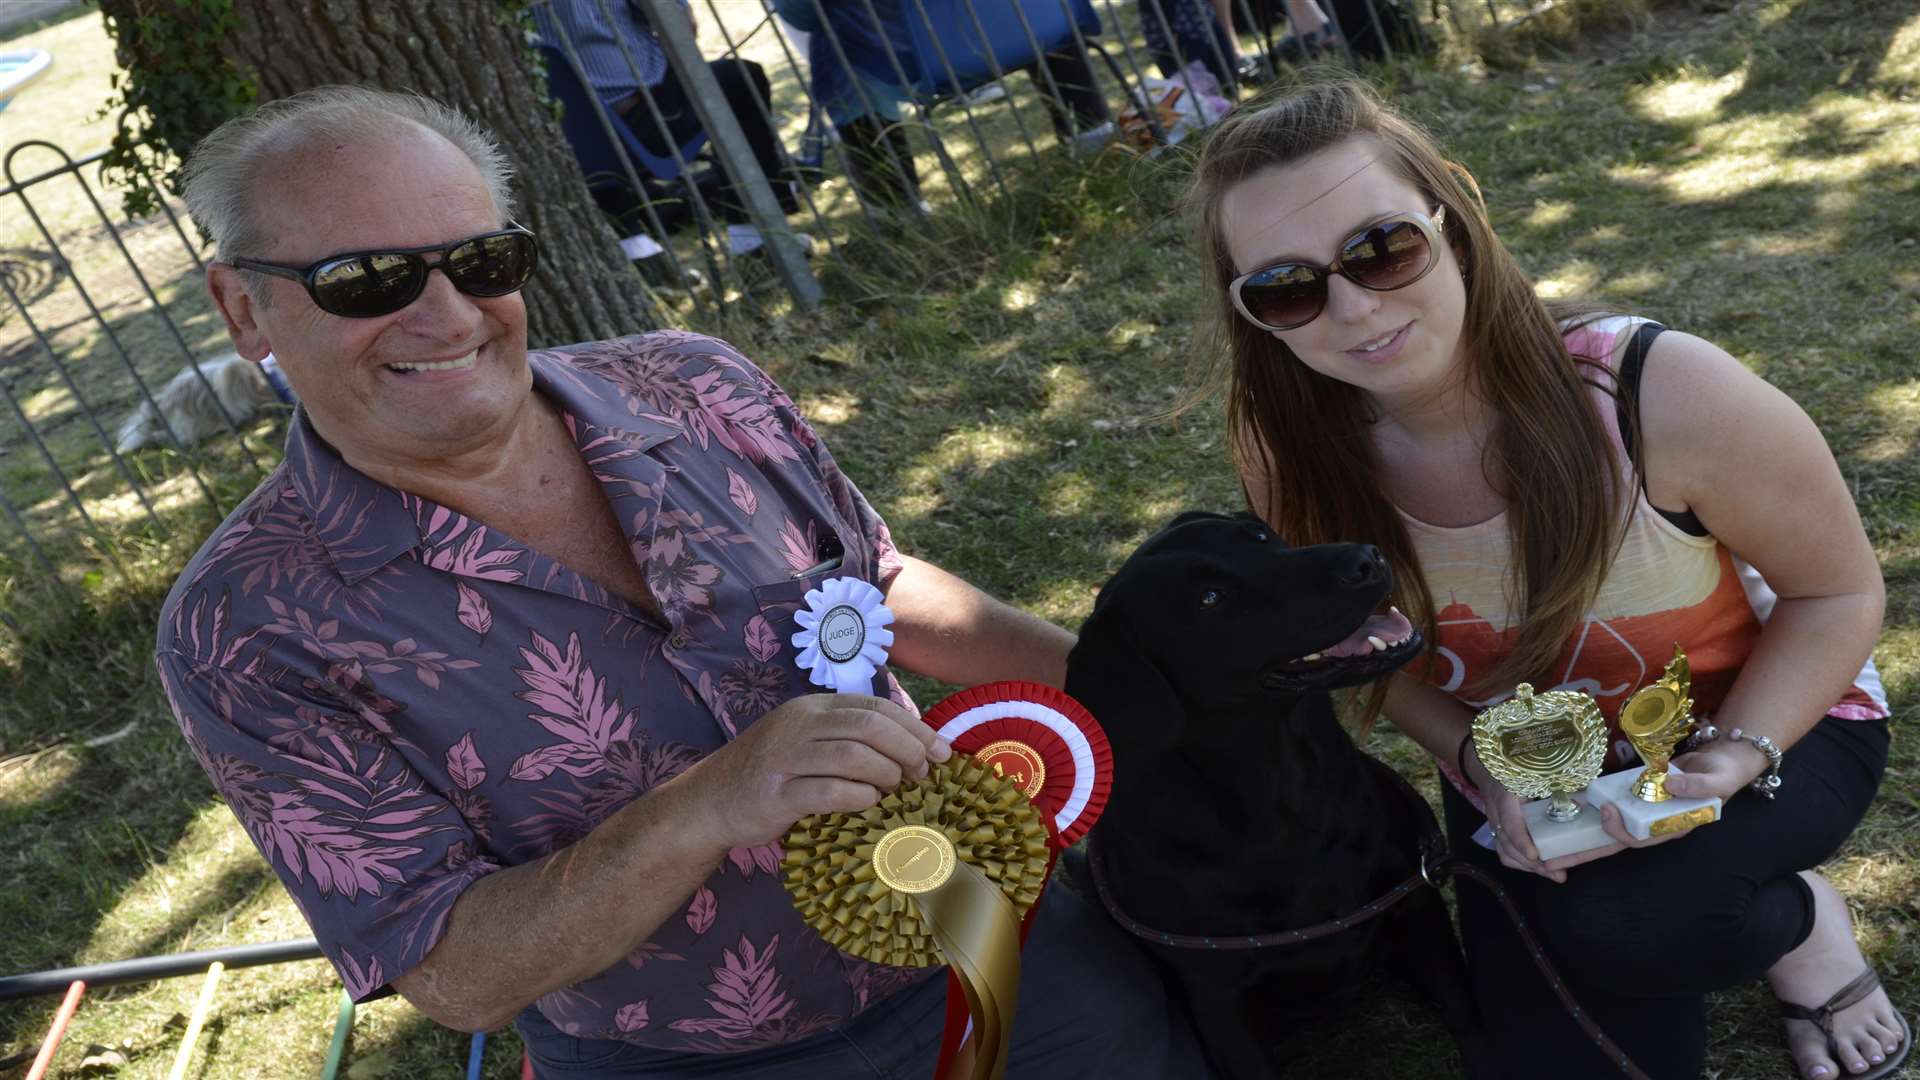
[[619, 73, 704, 163], [1030, 47, 1110, 142], [1444, 717, 1892, 1080], [839, 114, 921, 210], [1002, 854, 1211, 1076], [1154, 0, 1235, 84], [514, 973, 943, 1079], [1755, 719, 1903, 1080], [704, 58, 799, 215], [838, 853, 1213, 1078], [1137, 0, 1185, 79], [1443, 784, 1707, 1080]]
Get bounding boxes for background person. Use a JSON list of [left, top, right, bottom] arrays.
[[1186, 76, 1901, 1080], [774, 0, 1115, 211], [534, 0, 809, 255]]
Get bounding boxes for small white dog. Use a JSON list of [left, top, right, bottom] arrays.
[[115, 352, 294, 453]]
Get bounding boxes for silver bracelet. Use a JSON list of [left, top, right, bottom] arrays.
[[1690, 724, 1784, 798]]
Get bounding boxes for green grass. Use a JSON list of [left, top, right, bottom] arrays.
[[3, 0, 1918, 1076]]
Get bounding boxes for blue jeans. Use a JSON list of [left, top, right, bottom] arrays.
[[518, 856, 1213, 1078]]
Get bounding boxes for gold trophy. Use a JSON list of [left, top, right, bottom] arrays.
[[1588, 646, 1723, 839], [1471, 683, 1611, 860]]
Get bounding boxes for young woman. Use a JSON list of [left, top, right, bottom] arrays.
[[1186, 77, 1902, 1080]]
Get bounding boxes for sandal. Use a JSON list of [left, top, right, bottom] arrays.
[[1779, 967, 1912, 1080]]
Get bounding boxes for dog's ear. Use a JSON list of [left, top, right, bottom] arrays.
[[1067, 596, 1188, 758]]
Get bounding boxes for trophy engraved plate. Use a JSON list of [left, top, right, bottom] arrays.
[[1498, 718, 1579, 763], [1589, 646, 1723, 840], [1472, 683, 1612, 860], [1649, 806, 1717, 837]]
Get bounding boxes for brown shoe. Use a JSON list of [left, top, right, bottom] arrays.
[[1779, 967, 1912, 1080]]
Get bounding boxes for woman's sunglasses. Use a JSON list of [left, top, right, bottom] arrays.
[[228, 227, 539, 319], [1229, 207, 1448, 333]]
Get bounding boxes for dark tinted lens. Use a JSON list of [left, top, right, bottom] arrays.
[[1341, 220, 1432, 290], [444, 232, 537, 296], [1238, 263, 1327, 330], [311, 253, 424, 317]]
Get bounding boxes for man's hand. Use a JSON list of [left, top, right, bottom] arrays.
[[680, 693, 951, 852]]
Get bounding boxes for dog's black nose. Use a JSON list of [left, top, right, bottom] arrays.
[[1334, 546, 1386, 586]]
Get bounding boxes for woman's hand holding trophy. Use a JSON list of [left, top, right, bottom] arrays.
[[1468, 646, 1724, 878]]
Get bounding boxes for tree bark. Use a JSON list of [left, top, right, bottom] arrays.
[[215, 0, 660, 346]]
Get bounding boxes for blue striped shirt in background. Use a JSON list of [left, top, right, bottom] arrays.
[[532, 0, 686, 106]]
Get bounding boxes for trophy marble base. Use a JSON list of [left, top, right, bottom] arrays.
[[1588, 765, 1722, 840], [1521, 791, 1615, 861]]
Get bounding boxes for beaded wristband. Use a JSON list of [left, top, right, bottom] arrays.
[[1456, 730, 1475, 784], [1688, 723, 1784, 799]]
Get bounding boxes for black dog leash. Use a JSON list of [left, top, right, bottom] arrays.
[[1436, 859, 1652, 1080], [1084, 769, 1654, 1080], [1086, 835, 1439, 949]]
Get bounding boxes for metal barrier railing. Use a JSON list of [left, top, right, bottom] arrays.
[[1, 938, 533, 1078], [0, 132, 275, 623]]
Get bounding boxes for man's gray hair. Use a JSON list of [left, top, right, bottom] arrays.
[[180, 86, 517, 271]]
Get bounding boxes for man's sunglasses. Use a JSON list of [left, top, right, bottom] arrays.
[[1229, 207, 1448, 333], [228, 227, 539, 319]]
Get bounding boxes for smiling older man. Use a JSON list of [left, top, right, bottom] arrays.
[[155, 87, 1202, 1077]]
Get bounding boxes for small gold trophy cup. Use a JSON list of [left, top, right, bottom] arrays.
[[1472, 683, 1612, 860], [1588, 646, 1724, 839]]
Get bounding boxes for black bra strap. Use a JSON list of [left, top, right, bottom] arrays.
[[1612, 320, 1709, 537]]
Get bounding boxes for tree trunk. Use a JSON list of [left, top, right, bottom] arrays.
[[217, 0, 659, 346]]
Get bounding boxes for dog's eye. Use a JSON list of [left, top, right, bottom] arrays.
[[1252, 529, 1269, 542], [1200, 589, 1224, 609]]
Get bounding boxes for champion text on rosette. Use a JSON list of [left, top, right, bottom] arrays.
[[1471, 684, 1612, 861]]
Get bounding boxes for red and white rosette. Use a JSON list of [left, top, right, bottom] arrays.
[[921, 681, 1112, 848], [919, 682, 1112, 1078]]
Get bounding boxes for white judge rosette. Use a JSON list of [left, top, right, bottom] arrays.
[[791, 576, 894, 695]]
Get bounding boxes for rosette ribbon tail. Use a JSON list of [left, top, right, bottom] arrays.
[[782, 758, 1051, 1080], [917, 861, 1023, 1080]]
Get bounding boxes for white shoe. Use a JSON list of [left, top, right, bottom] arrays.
[[1070, 120, 1116, 157], [960, 82, 1009, 107], [618, 232, 665, 260]]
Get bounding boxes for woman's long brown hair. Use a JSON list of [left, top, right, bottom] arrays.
[[1185, 75, 1631, 706]]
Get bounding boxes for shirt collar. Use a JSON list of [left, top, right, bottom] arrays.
[[283, 349, 684, 585]]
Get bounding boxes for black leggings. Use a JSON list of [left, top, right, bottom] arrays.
[[1444, 717, 1890, 1080]]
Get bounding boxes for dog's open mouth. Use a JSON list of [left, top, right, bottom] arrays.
[[1261, 606, 1424, 690]]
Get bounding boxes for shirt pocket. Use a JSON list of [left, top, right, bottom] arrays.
[[748, 562, 839, 675]]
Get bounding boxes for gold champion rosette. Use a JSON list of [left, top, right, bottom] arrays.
[[783, 755, 1050, 1080]]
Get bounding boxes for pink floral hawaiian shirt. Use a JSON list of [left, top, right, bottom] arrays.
[[156, 331, 929, 1051]]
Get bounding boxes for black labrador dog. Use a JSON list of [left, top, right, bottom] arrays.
[[1065, 511, 1495, 1079]]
